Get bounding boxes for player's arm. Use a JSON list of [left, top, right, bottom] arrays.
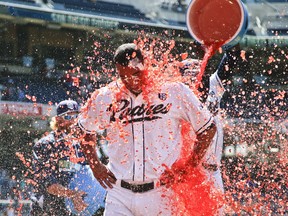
[[199, 44, 241, 101], [80, 133, 100, 169], [78, 131, 116, 189], [77, 90, 116, 188], [188, 123, 216, 167], [205, 44, 247, 114], [206, 71, 225, 115], [181, 83, 217, 165]]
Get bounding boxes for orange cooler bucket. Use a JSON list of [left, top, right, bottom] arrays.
[[186, 0, 249, 49]]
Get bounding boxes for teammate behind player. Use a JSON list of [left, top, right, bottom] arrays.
[[77, 43, 217, 215], [31, 100, 106, 216]]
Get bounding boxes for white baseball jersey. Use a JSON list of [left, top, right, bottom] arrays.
[[78, 79, 213, 183], [203, 71, 225, 167]]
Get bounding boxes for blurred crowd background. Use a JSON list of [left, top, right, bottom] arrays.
[[0, 0, 287, 215]]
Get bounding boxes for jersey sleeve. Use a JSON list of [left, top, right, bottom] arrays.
[[78, 89, 112, 134], [206, 72, 225, 114], [179, 83, 214, 135], [208, 72, 225, 102]]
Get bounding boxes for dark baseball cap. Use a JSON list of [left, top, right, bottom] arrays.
[[114, 43, 144, 66], [56, 100, 79, 116]]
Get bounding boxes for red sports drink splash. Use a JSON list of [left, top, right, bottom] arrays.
[[134, 37, 225, 214], [169, 121, 223, 215]]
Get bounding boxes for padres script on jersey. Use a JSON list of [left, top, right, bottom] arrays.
[[78, 80, 214, 182], [108, 98, 171, 124]]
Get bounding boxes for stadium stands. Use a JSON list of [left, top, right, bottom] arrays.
[[0, 76, 68, 104], [54, 0, 150, 21], [15, 0, 35, 4], [7, 0, 152, 21]]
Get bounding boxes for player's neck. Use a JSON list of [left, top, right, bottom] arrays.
[[130, 90, 142, 96]]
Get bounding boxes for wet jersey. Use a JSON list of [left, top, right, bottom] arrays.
[[78, 80, 214, 182]]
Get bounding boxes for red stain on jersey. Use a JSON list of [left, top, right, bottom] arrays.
[[170, 166, 222, 216]]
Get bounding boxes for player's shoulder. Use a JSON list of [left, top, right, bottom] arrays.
[[162, 81, 192, 94], [162, 81, 187, 90], [34, 132, 55, 147], [209, 71, 225, 92], [82, 82, 117, 110], [91, 81, 118, 98]]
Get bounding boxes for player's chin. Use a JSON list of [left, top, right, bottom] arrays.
[[130, 88, 142, 95]]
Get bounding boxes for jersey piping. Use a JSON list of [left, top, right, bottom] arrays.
[[196, 116, 213, 135], [142, 116, 145, 182], [130, 96, 136, 181]]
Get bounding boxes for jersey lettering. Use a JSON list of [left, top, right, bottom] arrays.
[[108, 99, 172, 124]]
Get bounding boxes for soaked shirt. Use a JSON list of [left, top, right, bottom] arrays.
[[78, 80, 213, 182]]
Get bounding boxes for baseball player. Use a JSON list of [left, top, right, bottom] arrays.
[[180, 48, 242, 215], [77, 43, 217, 215], [31, 100, 106, 216]]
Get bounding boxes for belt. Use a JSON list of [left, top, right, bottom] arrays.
[[120, 180, 155, 193], [202, 163, 218, 171]]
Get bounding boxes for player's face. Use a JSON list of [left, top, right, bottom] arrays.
[[181, 59, 202, 87], [117, 59, 144, 95], [56, 112, 78, 130]]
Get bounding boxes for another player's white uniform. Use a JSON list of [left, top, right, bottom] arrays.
[[203, 71, 225, 215], [78, 79, 214, 216]]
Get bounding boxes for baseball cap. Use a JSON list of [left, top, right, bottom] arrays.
[[114, 43, 144, 66], [56, 100, 79, 116]]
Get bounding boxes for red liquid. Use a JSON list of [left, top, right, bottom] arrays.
[[16, 36, 286, 215], [135, 39, 223, 214], [195, 45, 219, 91], [168, 121, 222, 215], [188, 0, 242, 46]]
